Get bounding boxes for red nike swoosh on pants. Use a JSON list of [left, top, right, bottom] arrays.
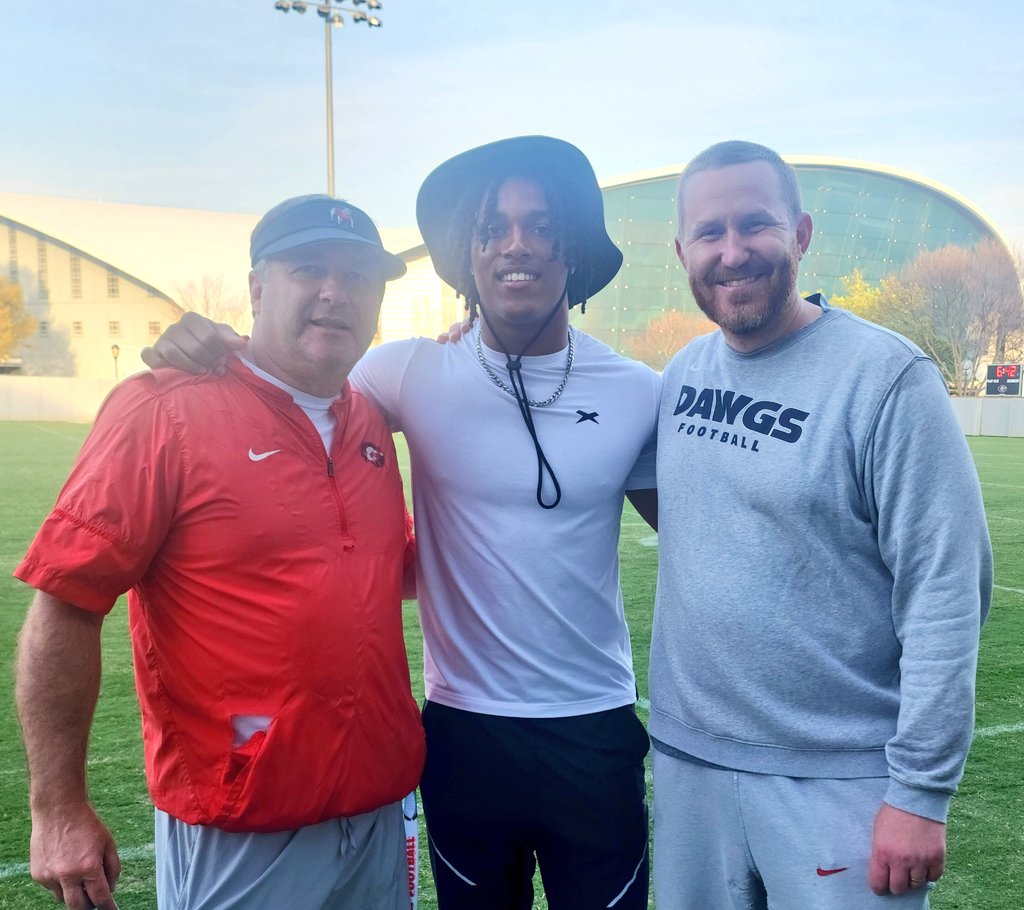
[[816, 867, 849, 876]]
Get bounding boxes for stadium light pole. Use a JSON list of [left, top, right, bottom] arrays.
[[272, 0, 384, 196]]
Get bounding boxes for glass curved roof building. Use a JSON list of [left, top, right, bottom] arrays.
[[575, 157, 1011, 357]]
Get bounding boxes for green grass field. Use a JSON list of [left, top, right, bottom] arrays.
[[0, 423, 1021, 909]]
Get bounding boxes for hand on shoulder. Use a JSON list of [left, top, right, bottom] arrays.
[[141, 311, 246, 375], [435, 317, 474, 345]]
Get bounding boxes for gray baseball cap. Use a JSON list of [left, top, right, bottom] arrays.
[[250, 194, 407, 280]]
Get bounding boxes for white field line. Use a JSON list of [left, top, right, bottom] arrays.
[[994, 584, 1024, 596], [988, 514, 1024, 522], [975, 721, 1024, 738], [0, 843, 155, 881], [26, 423, 88, 443], [0, 755, 124, 779], [980, 481, 1024, 490]]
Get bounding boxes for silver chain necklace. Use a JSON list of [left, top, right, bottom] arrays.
[[474, 324, 575, 408]]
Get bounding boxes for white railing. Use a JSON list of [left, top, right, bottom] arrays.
[[0, 375, 121, 422], [949, 397, 1024, 437]]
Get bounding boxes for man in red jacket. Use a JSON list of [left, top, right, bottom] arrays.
[[14, 195, 425, 910]]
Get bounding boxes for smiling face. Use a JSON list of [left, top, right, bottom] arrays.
[[676, 160, 812, 350], [248, 241, 385, 396], [469, 177, 571, 354]]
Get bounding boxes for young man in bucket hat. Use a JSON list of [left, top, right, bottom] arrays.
[[143, 137, 659, 910], [16, 195, 424, 910]]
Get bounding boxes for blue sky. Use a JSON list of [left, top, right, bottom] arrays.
[[3, 0, 1022, 244]]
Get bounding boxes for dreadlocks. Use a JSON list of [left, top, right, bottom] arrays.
[[445, 170, 597, 321]]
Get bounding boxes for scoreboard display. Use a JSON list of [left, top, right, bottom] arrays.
[[986, 363, 1022, 396]]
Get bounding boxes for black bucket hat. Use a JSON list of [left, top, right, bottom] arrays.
[[250, 194, 407, 280], [415, 136, 622, 302]]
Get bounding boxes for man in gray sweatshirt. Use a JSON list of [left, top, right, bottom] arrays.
[[650, 140, 992, 909]]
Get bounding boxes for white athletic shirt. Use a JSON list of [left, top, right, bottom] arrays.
[[350, 329, 659, 718]]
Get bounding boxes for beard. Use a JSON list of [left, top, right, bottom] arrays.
[[689, 252, 799, 338]]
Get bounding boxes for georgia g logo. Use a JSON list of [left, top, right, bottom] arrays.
[[361, 442, 386, 467], [330, 206, 355, 228]]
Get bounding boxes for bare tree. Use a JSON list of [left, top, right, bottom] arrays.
[[899, 247, 983, 394], [832, 241, 1023, 395], [898, 240, 1023, 395], [174, 274, 251, 334], [989, 242, 1024, 362]]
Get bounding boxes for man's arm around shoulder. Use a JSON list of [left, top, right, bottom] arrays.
[[16, 591, 121, 910]]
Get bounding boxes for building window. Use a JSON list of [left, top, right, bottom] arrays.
[[70, 255, 82, 298], [109, 320, 121, 337], [37, 239, 48, 287], [39, 321, 49, 337], [107, 271, 119, 298], [7, 226, 17, 282], [72, 321, 83, 336], [148, 320, 161, 335]]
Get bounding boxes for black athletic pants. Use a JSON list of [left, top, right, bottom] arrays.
[[420, 701, 650, 910]]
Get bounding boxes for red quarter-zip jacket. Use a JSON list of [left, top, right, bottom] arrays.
[[16, 360, 424, 832]]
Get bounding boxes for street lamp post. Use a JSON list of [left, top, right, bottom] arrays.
[[273, 0, 384, 196], [962, 357, 975, 396], [111, 344, 120, 381]]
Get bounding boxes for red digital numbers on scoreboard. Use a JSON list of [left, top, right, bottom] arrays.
[[988, 363, 1021, 380], [986, 363, 1023, 396]]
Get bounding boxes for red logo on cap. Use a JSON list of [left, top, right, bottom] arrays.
[[330, 206, 355, 228]]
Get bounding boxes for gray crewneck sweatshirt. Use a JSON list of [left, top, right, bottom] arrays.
[[649, 300, 992, 822]]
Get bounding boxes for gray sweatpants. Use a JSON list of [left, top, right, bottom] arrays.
[[653, 750, 934, 910], [155, 802, 407, 910]]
